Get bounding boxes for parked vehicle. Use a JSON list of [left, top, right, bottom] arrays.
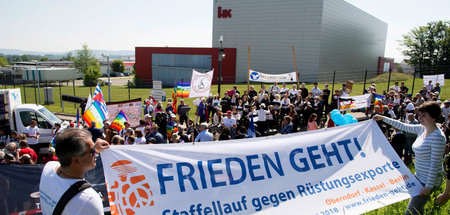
[[0, 89, 69, 144]]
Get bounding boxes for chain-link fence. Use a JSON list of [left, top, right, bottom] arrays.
[[1, 67, 449, 116]]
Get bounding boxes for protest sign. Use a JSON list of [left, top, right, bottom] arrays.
[[101, 120, 421, 215], [249, 70, 297, 83], [189, 69, 214, 98], [106, 99, 142, 127], [339, 94, 371, 111], [423, 74, 445, 86]]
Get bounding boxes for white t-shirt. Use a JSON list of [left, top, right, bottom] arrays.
[[136, 126, 145, 133], [135, 137, 146, 145], [280, 87, 289, 94], [26, 126, 39, 145], [257, 109, 269, 121], [40, 161, 103, 215], [405, 103, 415, 112], [223, 117, 236, 128], [289, 89, 298, 97]]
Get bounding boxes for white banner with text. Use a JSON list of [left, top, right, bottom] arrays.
[[249, 70, 297, 83], [101, 120, 421, 215]]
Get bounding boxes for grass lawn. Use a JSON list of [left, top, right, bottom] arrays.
[[364, 164, 450, 215]]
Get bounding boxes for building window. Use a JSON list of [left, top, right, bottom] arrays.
[[152, 54, 212, 86]]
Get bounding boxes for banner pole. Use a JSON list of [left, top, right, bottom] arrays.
[[291, 45, 300, 88], [247, 45, 250, 91]]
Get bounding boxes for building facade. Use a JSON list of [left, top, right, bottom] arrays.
[[212, 0, 388, 83], [135, 47, 236, 87]]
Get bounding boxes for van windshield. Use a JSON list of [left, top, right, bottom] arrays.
[[38, 107, 62, 124]]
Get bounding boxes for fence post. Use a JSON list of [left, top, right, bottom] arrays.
[[363, 69, 368, 94], [34, 80, 37, 104], [73, 80, 76, 108], [411, 68, 417, 94], [23, 80, 27, 103], [331, 70, 336, 94], [59, 80, 62, 108], [128, 80, 131, 100], [387, 67, 392, 92], [45, 81, 48, 105]]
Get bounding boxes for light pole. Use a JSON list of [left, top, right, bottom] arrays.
[[32, 60, 41, 105], [102, 54, 111, 102], [218, 35, 225, 96]]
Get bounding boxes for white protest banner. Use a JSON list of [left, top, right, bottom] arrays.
[[189, 69, 214, 98], [106, 99, 142, 127], [249, 70, 297, 83], [423, 74, 445, 86], [101, 120, 421, 215], [339, 94, 371, 111]]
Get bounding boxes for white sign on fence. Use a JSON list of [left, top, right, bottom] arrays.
[[423, 74, 445, 86], [249, 70, 297, 83], [101, 120, 421, 215]]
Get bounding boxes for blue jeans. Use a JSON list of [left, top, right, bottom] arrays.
[[405, 180, 437, 215]]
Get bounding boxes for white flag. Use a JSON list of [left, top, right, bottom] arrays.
[[85, 94, 92, 112], [189, 69, 214, 98]]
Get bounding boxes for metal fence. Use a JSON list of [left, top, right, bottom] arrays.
[[1, 66, 449, 111]]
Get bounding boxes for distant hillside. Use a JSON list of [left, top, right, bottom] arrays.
[[0, 48, 135, 59]]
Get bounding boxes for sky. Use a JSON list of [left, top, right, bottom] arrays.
[[0, 0, 449, 62]]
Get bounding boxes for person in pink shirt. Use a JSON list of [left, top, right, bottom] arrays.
[[307, 113, 320, 131]]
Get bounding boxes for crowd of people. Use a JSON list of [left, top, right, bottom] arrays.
[[0, 80, 450, 214], [0, 81, 449, 164]]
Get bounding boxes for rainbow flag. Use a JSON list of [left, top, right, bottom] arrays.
[[82, 100, 108, 128], [371, 93, 384, 103], [172, 86, 177, 114], [176, 82, 190, 97], [110, 110, 128, 131]]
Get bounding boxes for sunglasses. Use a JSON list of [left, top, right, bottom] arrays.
[[89, 147, 96, 157]]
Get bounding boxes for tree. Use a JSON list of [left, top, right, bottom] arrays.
[[21, 55, 31, 62], [401, 21, 450, 72], [0, 56, 8, 67], [111, 59, 125, 73], [83, 65, 102, 86], [40, 57, 49, 61], [61, 52, 75, 61], [74, 44, 101, 86]]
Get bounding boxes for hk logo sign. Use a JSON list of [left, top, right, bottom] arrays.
[[218, 7, 231, 18]]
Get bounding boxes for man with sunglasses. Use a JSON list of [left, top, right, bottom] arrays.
[[39, 128, 110, 215]]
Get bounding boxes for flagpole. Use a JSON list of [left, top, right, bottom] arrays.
[[292, 45, 300, 88], [76, 108, 79, 127], [247, 45, 251, 92]]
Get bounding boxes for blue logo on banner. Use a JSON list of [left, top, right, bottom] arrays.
[[250, 72, 260, 80], [12, 92, 18, 100]]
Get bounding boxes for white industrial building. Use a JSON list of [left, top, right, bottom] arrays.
[[212, 0, 388, 83]]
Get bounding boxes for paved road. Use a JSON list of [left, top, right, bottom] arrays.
[[74, 76, 133, 86]]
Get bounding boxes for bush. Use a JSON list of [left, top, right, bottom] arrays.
[[83, 65, 102, 86], [130, 74, 150, 88]]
